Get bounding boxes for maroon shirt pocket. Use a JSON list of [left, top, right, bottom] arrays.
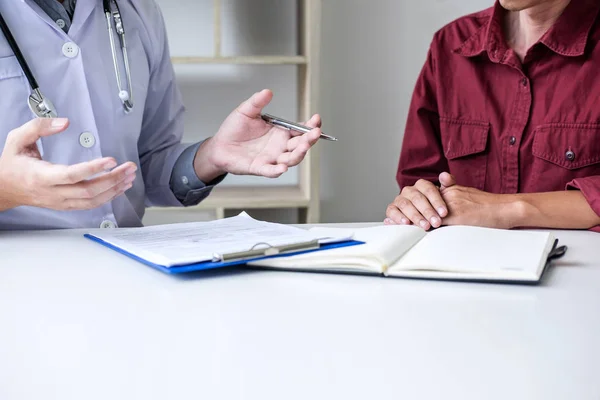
[[531, 123, 600, 191], [440, 117, 489, 190]]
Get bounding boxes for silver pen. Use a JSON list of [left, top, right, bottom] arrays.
[[261, 113, 338, 142]]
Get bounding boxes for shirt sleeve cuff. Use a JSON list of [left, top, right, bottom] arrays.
[[566, 176, 600, 232], [170, 141, 227, 206]]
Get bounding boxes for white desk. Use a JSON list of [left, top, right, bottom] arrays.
[[0, 227, 599, 400]]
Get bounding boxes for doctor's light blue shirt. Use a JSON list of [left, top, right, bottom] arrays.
[[0, 0, 220, 230]]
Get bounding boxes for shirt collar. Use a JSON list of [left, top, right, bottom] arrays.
[[456, 0, 600, 60]]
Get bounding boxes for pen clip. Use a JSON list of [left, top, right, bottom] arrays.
[[261, 114, 276, 123], [212, 239, 320, 263]]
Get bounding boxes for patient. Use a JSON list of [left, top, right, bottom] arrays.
[[385, 0, 600, 232]]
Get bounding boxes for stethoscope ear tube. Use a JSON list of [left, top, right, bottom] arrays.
[[1, 0, 132, 117], [0, 11, 56, 118], [105, 0, 134, 113], [0, 12, 40, 92]]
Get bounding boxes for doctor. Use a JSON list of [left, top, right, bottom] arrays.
[[0, 0, 322, 230]]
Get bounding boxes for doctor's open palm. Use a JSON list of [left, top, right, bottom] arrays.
[[198, 89, 322, 180], [0, 118, 137, 212]]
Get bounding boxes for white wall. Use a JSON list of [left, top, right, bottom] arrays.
[[318, 0, 493, 223]]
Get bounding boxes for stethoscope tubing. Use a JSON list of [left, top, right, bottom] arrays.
[[0, 11, 40, 92], [0, 0, 133, 117]]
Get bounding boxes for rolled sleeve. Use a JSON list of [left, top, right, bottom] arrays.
[[567, 176, 600, 232], [170, 141, 227, 206]]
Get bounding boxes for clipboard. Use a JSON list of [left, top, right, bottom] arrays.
[[85, 234, 364, 275]]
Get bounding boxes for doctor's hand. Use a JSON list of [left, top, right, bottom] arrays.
[[384, 172, 456, 230], [0, 118, 137, 212], [193, 89, 321, 182]]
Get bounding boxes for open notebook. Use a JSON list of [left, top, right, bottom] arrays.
[[249, 225, 565, 284]]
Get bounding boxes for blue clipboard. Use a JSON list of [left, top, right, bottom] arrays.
[[84, 234, 364, 275]]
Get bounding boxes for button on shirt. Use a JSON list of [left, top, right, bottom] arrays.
[[397, 0, 600, 230], [0, 0, 221, 229], [32, 0, 76, 32]]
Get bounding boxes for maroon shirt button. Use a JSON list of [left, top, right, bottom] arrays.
[[565, 150, 575, 161], [509, 136, 516, 145]]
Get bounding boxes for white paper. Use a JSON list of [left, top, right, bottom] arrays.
[[388, 226, 554, 279], [249, 225, 426, 273], [89, 213, 348, 267]]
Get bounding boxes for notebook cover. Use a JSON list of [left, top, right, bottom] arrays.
[[84, 234, 364, 274]]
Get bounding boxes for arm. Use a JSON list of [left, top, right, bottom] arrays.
[[440, 176, 600, 231], [169, 141, 227, 207], [512, 190, 600, 230], [514, 175, 600, 230]]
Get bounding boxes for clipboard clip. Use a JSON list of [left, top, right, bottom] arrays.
[[212, 239, 321, 263]]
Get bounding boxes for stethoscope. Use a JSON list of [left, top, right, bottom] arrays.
[[0, 0, 134, 118]]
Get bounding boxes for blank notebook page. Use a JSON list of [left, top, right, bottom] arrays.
[[250, 225, 426, 272], [391, 226, 553, 275]]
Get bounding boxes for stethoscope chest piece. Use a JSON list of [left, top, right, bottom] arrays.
[[27, 89, 57, 118]]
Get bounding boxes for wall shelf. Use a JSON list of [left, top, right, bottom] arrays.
[[195, 186, 309, 208], [171, 56, 308, 65]]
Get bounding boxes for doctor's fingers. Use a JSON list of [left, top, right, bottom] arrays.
[[256, 163, 288, 179], [57, 163, 138, 201], [236, 89, 273, 119], [285, 115, 322, 140], [285, 128, 321, 152], [278, 135, 317, 167], [43, 159, 136, 186], [5, 118, 69, 152], [59, 178, 133, 211], [304, 114, 322, 129]]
